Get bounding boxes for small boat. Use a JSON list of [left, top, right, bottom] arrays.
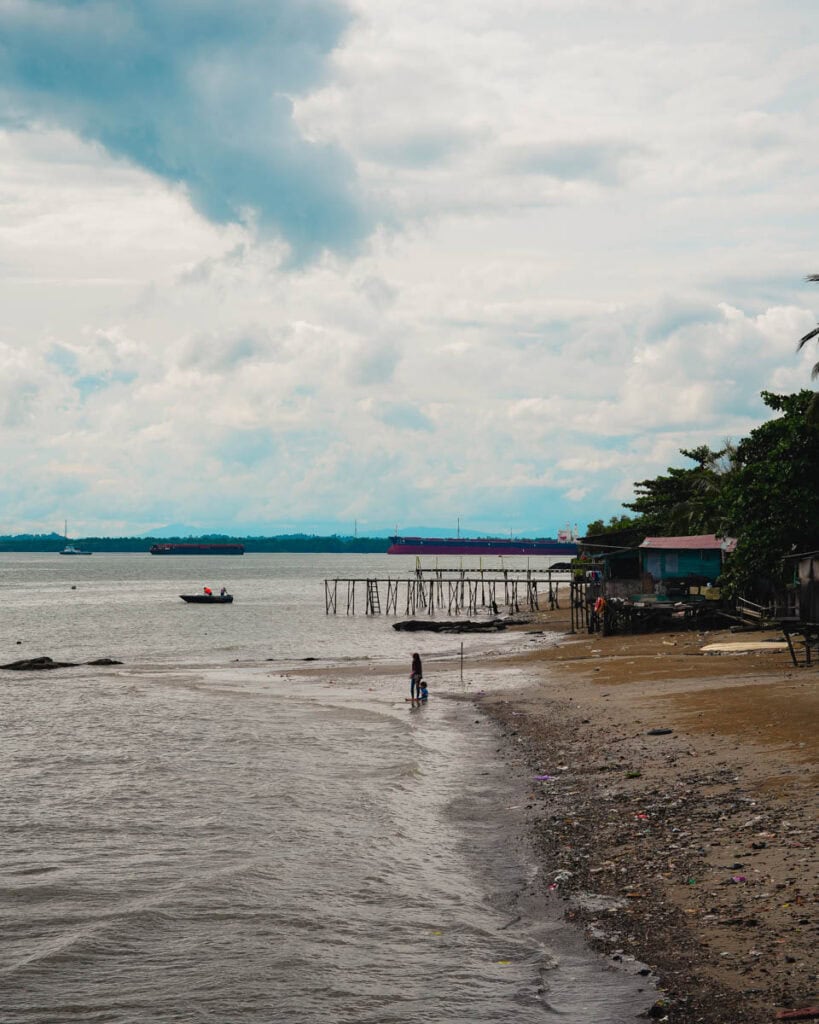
[[59, 522, 91, 555], [180, 594, 233, 604]]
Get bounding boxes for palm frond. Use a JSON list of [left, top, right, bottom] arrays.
[[798, 325, 819, 350]]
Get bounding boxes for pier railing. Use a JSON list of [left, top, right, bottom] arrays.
[[324, 568, 571, 616]]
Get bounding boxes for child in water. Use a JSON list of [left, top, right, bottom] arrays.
[[419, 680, 429, 702]]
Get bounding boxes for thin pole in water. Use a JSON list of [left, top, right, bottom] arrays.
[[460, 641, 464, 683]]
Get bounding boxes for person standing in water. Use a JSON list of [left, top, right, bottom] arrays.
[[410, 652, 423, 701]]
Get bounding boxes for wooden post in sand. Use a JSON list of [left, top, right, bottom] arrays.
[[324, 570, 572, 615]]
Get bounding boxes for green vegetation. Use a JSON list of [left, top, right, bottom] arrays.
[[584, 514, 642, 536], [719, 391, 819, 597], [592, 390, 819, 599], [624, 443, 736, 537]]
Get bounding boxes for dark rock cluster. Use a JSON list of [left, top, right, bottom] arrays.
[[1, 656, 123, 670]]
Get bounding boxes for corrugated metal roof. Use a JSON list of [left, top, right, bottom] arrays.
[[639, 534, 736, 552]]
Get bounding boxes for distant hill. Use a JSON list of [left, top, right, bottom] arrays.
[[0, 532, 64, 541]]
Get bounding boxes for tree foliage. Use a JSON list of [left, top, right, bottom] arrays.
[[600, 391, 818, 598], [719, 390, 819, 597], [584, 514, 642, 536], [623, 443, 734, 536]]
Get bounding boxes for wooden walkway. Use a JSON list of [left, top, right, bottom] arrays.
[[325, 568, 570, 616]]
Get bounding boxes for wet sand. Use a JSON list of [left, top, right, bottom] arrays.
[[474, 606, 818, 1024]]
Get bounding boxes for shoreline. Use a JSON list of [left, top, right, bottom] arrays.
[[471, 607, 817, 1024]]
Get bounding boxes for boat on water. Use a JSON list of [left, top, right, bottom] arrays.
[[150, 543, 244, 555], [59, 521, 92, 555], [387, 535, 578, 556], [180, 593, 234, 604]]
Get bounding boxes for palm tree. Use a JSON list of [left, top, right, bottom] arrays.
[[798, 274, 819, 422]]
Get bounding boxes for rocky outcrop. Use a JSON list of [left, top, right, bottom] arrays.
[[1, 656, 123, 670], [392, 618, 508, 633]]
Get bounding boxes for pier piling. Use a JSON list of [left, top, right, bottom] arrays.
[[323, 568, 568, 616]]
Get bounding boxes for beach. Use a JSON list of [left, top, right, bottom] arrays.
[[2, 552, 815, 1022], [468, 606, 818, 1024]]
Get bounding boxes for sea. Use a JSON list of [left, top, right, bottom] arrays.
[[0, 552, 653, 1023]]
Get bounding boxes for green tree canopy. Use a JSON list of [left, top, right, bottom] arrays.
[[584, 514, 643, 536], [720, 390, 819, 597], [586, 391, 818, 599], [623, 443, 733, 536]]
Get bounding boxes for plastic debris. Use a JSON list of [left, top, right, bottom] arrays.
[[549, 870, 573, 890]]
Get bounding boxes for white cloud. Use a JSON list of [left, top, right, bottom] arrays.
[[1, 1, 818, 535]]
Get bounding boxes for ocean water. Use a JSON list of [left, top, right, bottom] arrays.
[[0, 554, 651, 1022], [0, 552, 567, 665]]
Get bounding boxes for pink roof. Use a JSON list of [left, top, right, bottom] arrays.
[[639, 534, 736, 552]]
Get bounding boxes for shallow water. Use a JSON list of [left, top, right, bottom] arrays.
[[0, 555, 652, 1022], [0, 551, 560, 665]]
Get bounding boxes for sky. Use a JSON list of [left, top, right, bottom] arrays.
[[1, 0, 818, 538]]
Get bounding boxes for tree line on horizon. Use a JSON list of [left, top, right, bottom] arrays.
[[0, 534, 390, 554]]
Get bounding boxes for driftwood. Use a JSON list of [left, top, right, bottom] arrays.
[[392, 619, 508, 633]]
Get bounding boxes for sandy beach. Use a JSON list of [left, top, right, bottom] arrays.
[[472, 606, 818, 1024]]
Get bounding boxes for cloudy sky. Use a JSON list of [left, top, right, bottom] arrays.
[[1, 0, 817, 538]]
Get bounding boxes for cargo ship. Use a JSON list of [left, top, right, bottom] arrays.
[[387, 535, 577, 556], [149, 543, 245, 555]]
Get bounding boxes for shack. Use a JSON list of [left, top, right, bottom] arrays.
[[639, 534, 736, 591], [781, 550, 819, 665], [578, 526, 643, 582], [794, 550, 819, 623]]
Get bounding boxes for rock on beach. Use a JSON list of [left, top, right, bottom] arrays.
[[1, 656, 123, 670]]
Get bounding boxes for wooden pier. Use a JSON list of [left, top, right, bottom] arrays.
[[324, 568, 570, 616]]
